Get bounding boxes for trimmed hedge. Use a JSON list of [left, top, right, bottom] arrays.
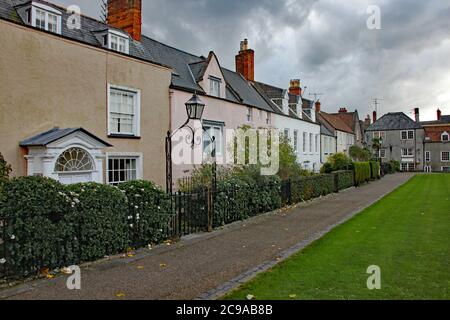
[[291, 174, 335, 203], [336, 170, 355, 190], [370, 161, 381, 180], [118, 180, 173, 247], [354, 162, 371, 186]]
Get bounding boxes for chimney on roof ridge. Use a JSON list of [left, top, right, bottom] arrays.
[[365, 115, 371, 127], [235, 39, 255, 81], [107, 0, 142, 41], [414, 108, 420, 123], [373, 110, 377, 122], [339, 107, 348, 113], [289, 79, 302, 96], [315, 100, 321, 113], [437, 108, 442, 121]]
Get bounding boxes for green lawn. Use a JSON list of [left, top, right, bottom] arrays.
[[225, 174, 450, 300]]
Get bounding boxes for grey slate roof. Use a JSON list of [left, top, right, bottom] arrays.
[[421, 115, 450, 126], [254, 81, 286, 99], [366, 112, 422, 131], [321, 124, 334, 137], [19, 127, 112, 147]]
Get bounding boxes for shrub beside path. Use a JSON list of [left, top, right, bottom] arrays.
[[1, 173, 414, 300]]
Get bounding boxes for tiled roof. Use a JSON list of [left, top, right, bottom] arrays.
[[421, 115, 450, 126], [330, 112, 357, 131], [319, 112, 354, 134], [367, 112, 422, 131], [19, 127, 112, 147]]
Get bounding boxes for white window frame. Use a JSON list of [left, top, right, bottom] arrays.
[[441, 132, 449, 142], [401, 130, 414, 140], [106, 152, 143, 185], [309, 133, 313, 153], [203, 121, 224, 157], [373, 131, 386, 140], [315, 135, 319, 153], [30, 3, 62, 34], [293, 130, 298, 153], [379, 149, 387, 159], [107, 84, 141, 137], [441, 151, 450, 162], [209, 77, 221, 98], [442, 166, 450, 172], [106, 30, 130, 54], [402, 148, 414, 158], [425, 151, 431, 162], [303, 132, 307, 153]]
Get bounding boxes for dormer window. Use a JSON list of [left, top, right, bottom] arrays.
[[21, 2, 62, 34], [100, 30, 130, 54]]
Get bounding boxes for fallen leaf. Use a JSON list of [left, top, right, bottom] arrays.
[[127, 253, 134, 258], [160, 263, 167, 268], [46, 274, 55, 279], [289, 294, 297, 299], [137, 266, 144, 270], [115, 292, 126, 298], [61, 267, 72, 274], [246, 294, 255, 300]]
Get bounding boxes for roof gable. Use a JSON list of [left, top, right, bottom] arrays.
[[367, 112, 422, 131]]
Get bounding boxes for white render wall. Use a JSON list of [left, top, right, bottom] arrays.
[[336, 130, 355, 155], [273, 113, 321, 172], [321, 134, 337, 163]]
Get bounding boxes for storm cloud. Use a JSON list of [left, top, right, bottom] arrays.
[[54, 0, 450, 120]]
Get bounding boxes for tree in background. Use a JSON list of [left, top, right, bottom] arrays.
[[321, 152, 353, 173], [349, 145, 372, 162]]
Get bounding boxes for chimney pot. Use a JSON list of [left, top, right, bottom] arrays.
[[339, 107, 348, 113], [235, 39, 254, 81], [373, 111, 377, 122], [437, 108, 442, 121], [288, 79, 302, 96]]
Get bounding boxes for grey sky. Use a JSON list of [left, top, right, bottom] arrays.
[[53, 0, 450, 121]]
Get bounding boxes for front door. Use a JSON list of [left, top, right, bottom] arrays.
[[59, 172, 92, 185]]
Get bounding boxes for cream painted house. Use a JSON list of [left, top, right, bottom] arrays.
[[0, 0, 172, 186]]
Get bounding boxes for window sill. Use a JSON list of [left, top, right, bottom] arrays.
[[108, 134, 141, 140]]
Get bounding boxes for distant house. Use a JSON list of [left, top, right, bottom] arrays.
[[421, 109, 450, 172], [316, 109, 355, 155], [365, 110, 425, 172]]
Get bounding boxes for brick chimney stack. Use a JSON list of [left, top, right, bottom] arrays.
[[437, 108, 442, 121], [288, 79, 302, 96], [235, 39, 255, 81], [107, 0, 142, 41], [339, 107, 348, 113], [315, 100, 321, 113], [373, 111, 377, 122], [365, 115, 371, 127]]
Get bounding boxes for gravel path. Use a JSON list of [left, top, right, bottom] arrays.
[[1, 173, 414, 300]]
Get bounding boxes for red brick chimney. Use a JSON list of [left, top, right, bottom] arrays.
[[288, 79, 302, 96], [235, 39, 254, 81], [315, 100, 321, 113], [339, 107, 348, 113], [437, 108, 442, 121], [107, 0, 142, 41], [373, 111, 377, 122]]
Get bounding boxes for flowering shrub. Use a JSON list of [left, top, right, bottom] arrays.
[[0, 177, 71, 276], [118, 180, 172, 247], [66, 183, 129, 262]]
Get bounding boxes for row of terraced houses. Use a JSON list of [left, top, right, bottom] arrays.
[[0, 0, 448, 190]]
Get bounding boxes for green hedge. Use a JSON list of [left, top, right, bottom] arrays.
[[354, 162, 371, 186], [336, 170, 355, 190], [118, 180, 173, 247], [0, 177, 175, 278], [0, 177, 71, 276], [370, 161, 381, 180], [291, 174, 335, 203]]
